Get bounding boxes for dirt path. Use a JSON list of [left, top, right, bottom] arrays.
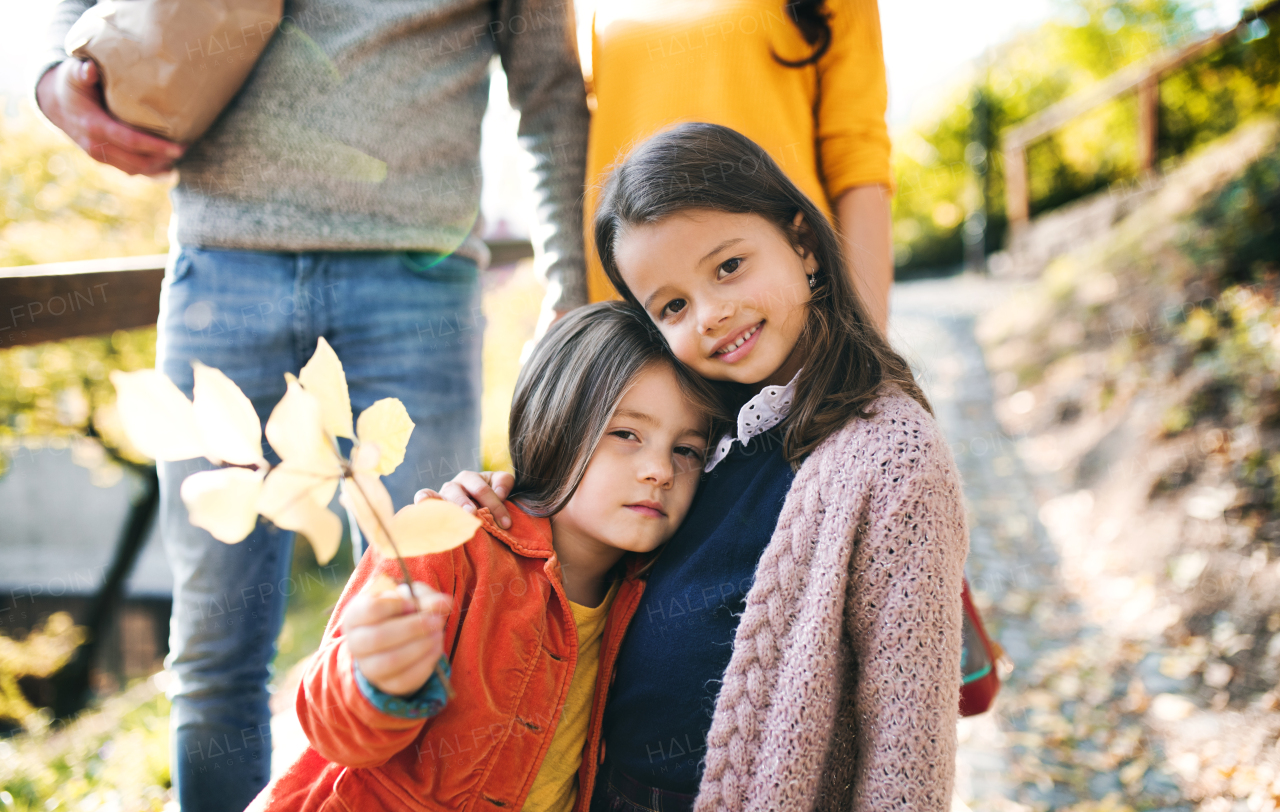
[[892, 275, 1192, 812]]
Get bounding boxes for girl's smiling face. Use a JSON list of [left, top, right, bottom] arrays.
[[614, 209, 814, 387]]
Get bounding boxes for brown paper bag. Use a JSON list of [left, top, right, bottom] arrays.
[[66, 0, 283, 144]]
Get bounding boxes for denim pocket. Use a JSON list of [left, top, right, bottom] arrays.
[[399, 252, 478, 284], [166, 248, 197, 284]]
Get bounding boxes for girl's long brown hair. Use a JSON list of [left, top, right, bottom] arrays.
[[777, 0, 832, 67], [593, 122, 930, 467]]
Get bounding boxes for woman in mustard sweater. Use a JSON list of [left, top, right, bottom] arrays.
[[579, 0, 895, 331]]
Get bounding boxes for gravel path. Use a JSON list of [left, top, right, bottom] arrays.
[[891, 275, 1190, 812]]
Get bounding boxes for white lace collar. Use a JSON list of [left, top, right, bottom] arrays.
[[704, 369, 801, 472]]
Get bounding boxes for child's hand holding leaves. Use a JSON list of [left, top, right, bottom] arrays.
[[345, 576, 453, 698], [110, 337, 483, 695]]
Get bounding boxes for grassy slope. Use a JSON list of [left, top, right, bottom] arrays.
[[978, 116, 1280, 805]]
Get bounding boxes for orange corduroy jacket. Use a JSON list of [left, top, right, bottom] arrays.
[[249, 504, 648, 812]]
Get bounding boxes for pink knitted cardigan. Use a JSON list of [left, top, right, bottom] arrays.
[[693, 389, 969, 812]]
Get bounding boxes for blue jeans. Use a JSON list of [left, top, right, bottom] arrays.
[[590, 763, 696, 812], [155, 247, 483, 812]]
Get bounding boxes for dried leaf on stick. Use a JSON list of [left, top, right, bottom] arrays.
[[111, 337, 480, 695]]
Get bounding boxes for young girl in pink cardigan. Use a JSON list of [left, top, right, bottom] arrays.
[[434, 123, 969, 812]]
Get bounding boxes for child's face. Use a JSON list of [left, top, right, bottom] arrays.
[[552, 363, 708, 555], [614, 209, 813, 387]]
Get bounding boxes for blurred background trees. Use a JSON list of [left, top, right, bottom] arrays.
[[891, 0, 1278, 276], [0, 110, 169, 481]]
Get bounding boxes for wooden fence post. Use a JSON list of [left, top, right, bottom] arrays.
[[1004, 143, 1029, 227], [1137, 74, 1160, 173]]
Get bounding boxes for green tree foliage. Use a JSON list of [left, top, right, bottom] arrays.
[[892, 0, 1276, 275], [0, 328, 157, 480], [0, 613, 85, 730], [0, 104, 169, 479], [0, 103, 171, 267], [1159, 14, 1280, 158], [0, 680, 171, 811]]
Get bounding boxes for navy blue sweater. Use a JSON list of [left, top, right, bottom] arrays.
[[600, 425, 796, 792]]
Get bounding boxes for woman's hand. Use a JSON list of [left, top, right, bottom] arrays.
[[415, 471, 515, 529], [342, 582, 451, 697]]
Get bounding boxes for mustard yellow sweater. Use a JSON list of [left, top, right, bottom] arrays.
[[584, 0, 892, 302]]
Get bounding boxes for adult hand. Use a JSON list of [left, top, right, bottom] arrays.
[[342, 582, 452, 697], [415, 470, 514, 529], [36, 59, 185, 176]]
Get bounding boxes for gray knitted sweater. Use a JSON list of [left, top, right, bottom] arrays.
[[39, 0, 589, 309]]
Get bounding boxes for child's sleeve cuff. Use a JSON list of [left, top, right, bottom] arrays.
[[353, 657, 450, 720]]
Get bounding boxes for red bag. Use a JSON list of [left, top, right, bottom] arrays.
[[959, 579, 1002, 716]]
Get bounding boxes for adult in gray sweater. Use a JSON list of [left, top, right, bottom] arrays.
[[35, 2, 588, 810]]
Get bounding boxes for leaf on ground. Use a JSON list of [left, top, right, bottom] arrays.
[[298, 337, 354, 440], [355, 398, 415, 475], [180, 467, 266, 543], [109, 369, 204, 461], [192, 362, 264, 466]]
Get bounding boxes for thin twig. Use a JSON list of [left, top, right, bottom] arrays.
[[346, 471, 454, 700]]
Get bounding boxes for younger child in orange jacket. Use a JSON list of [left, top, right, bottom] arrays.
[[250, 302, 723, 812]]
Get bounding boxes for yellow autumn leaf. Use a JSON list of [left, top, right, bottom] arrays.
[[355, 398, 415, 475], [298, 337, 354, 440], [192, 362, 264, 466], [288, 504, 343, 566], [390, 500, 481, 557], [257, 461, 343, 565], [109, 369, 205, 461], [349, 440, 381, 474], [266, 374, 336, 466], [180, 467, 265, 543], [340, 471, 397, 556], [363, 573, 400, 597]]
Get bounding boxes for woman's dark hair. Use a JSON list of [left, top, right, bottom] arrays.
[[593, 122, 931, 466], [508, 301, 727, 517], [777, 0, 832, 67]]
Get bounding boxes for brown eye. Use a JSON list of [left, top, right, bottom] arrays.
[[661, 299, 687, 319], [717, 258, 742, 278]]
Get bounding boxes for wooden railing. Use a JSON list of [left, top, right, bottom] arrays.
[[0, 237, 534, 716], [0, 239, 534, 349], [1002, 1, 1278, 227]]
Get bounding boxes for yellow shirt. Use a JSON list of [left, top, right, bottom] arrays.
[[521, 580, 620, 812], [584, 0, 894, 302]]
